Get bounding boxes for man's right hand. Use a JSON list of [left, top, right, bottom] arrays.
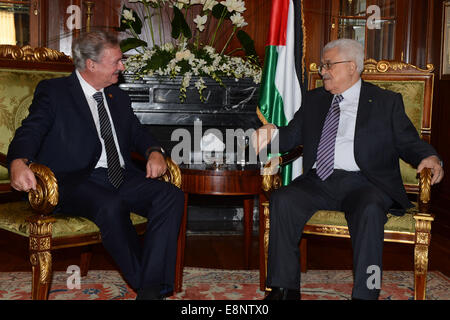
[[10, 158, 36, 192], [251, 123, 277, 155]]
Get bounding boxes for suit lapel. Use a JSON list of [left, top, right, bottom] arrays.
[[354, 80, 373, 140], [67, 72, 99, 137], [311, 89, 334, 149], [317, 90, 334, 125], [353, 80, 376, 170]]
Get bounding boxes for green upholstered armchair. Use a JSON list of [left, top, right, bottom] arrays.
[[259, 59, 435, 300], [0, 45, 183, 300]]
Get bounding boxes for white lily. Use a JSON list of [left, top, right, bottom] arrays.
[[221, 0, 246, 13], [175, 49, 194, 61], [230, 12, 247, 27], [194, 15, 208, 32], [203, 0, 218, 11], [123, 9, 135, 21], [121, 0, 261, 102]]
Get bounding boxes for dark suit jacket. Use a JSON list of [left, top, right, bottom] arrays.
[[276, 80, 439, 213], [7, 72, 161, 202]]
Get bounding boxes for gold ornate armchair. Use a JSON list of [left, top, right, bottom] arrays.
[[259, 60, 435, 300], [0, 45, 183, 300]]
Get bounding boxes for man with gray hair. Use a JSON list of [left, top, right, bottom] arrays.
[[7, 31, 184, 300], [253, 39, 443, 300]]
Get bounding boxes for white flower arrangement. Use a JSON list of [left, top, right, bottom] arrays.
[[119, 0, 261, 102]]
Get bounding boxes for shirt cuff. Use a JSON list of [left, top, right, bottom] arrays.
[[145, 146, 166, 159], [271, 128, 279, 142]]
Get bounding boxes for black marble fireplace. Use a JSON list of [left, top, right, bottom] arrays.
[[119, 75, 261, 233]]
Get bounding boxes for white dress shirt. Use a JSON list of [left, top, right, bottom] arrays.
[[332, 79, 361, 171], [75, 70, 125, 169]]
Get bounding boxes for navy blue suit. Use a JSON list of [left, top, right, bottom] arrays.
[[267, 81, 439, 299], [7, 72, 184, 293], [276, 81, 438, 212]]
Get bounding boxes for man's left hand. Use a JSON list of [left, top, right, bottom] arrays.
[[145, 151, 167, 179], [417, 155, 444, 185]]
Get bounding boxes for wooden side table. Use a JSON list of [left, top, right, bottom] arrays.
[[175, 163, 263, 292]]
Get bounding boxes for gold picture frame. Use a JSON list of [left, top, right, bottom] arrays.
[[441, 1, 450, 79]]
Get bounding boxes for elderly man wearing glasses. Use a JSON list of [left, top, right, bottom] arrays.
[[252, 39, 444, 300]]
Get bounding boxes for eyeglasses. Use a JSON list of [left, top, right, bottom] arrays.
[[318, 61, 352, 73]]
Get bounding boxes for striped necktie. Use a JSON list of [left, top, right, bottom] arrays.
[[93, 92, 124, 188], [316, 94, 343, 181]]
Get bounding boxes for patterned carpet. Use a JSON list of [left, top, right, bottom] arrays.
[[0, 268, 448, 300]]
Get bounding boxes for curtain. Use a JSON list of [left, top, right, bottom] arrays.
[[0, 10, 16, 45]]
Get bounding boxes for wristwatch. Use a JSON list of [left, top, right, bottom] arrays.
[[146, 146, 166, 159]]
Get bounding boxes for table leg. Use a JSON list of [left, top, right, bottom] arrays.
[[175, 192, 188, 293], [243, 197, 254, 269]]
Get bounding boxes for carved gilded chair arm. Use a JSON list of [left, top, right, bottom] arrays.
[[279, 145, 304, 166], [130, 152, 182, 188], [28, 163, 59, 216], [262, 156, 283, 193], [261, 145, 304, 195], [418, 167, 432, 214], [161, 157, 182, 188], [25, 157, 181, 217]]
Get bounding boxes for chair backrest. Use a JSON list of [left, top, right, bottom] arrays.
[[0, 45, 73, 183], [308, 59, 435, 194]]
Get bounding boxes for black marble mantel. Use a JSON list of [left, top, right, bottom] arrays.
[[119, 75, 260, 126], [119, 75, 260, 153], [118, 75, 261, 229]]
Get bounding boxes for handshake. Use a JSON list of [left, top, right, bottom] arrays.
[[250, 123, 278, 155]]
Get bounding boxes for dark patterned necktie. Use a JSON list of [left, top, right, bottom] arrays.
[[93, 92, 124, 188], [316, 94, 344, 181]]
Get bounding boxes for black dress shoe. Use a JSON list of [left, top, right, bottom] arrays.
[[264, 287, 300, 300], [136, 286, 163, 300]]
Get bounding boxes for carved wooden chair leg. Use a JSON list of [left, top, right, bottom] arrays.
[[80, 245, 93, 277], [259, 199, 267, 291], [263, 201, 271, 292], [27, 215, 55, 300], [413, 214, 433, 300]]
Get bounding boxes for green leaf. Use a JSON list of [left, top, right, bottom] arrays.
[[212, 4, 232, 20], [236, 30, 258, 58], [145, 49, 173, 71], [120, 38, 147, 53], [171, 6, 192, 40]]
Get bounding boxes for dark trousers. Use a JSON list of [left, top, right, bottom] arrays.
[[267, 169, 393, 300], [58, 167, 184, 294]]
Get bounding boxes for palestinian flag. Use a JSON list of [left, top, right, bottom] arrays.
[[257, 0, 306, 185]]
